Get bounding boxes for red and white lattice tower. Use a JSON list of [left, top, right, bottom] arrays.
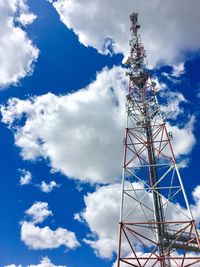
[[117, 13, 200, 267]]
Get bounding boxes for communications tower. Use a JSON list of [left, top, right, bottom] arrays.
[[117, 13, 200, 267]]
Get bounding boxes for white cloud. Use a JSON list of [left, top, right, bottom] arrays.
[[74, 213, 83, 223], [51, 0, 200, 67], [4, 256, 67, 267], [161, 63, 185, 82], [40, 181, 59, 193], [25, 202, 53, 224], [160, 90, 187, 120], [28, 257, 67, 267], [154, 76, 188, 120], [17, 13, 37, 26], [18, 168, 32, 185], [171, 63, 185, 78], [21, 221, 80, 250], [21, 202, 79, 250], [18, 169, 59, 192], [0, 0, 39, 87], [78, 183, 122, 258], [167, 116, 196, 157], [177, 158, 189, 169], [77, 183, 200, 259], [1, 66, 127, 183], [1, 67, 196, 184]]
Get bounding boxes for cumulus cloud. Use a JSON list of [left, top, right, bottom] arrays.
[[76, 183, 200, 259], [28, 257, 67, 267], [21, 222, 80, 250], [21, 202, 79, 250], [4, 256, 67, 267], [166, 116, 196, 157], [16, 13, 36, 26], [160, 90, 187, 120], [18, 168, 32, 185], [40, 181, 59, 193], [1, 66, 196, 183], [0, 0, 39, 87], [155, 77, 188, 120], [79, 183, 122, 258], [18, 169, 59, 192], [51, 0, 200, 67], [1, 66, 127, 183], [171, 63, 185, 78], [25, 202, 53, 224]]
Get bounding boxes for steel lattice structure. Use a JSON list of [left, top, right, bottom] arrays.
[[117, 13, 200, 267]]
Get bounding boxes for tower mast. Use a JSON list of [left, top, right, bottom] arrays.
[[117, 13, 200, 267]]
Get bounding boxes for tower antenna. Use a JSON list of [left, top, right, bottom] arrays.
[[117, 13, 200, 267]]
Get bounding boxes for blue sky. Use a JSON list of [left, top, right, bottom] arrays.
[[1, 0, 200, 266]]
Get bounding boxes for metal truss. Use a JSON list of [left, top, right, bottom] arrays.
[[117, 13, 200, 267]]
